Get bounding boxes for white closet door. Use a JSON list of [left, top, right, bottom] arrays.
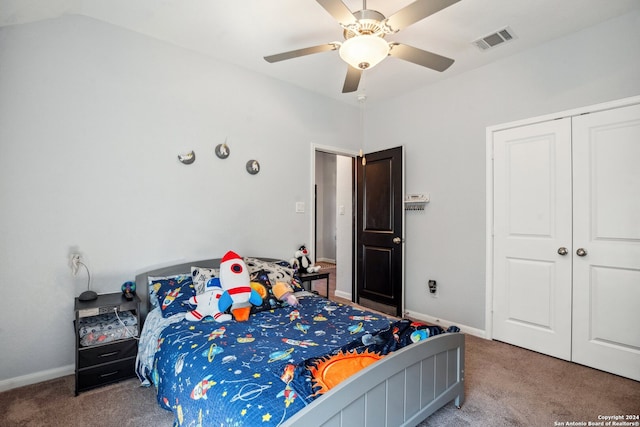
[[492, 118, 573, 360], [572, 103, 640, 381]]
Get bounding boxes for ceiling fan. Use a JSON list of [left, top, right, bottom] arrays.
[[264, 0, 460, 93]]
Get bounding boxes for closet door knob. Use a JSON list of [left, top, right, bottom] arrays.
[[393, 237, 403, 244], [557, 247, 568, 256], [576, 248, 588, 257]]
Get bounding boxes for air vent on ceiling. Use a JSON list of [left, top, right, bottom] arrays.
[[472, 27, 516, 51]]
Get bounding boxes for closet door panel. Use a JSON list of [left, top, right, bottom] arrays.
[[572, 103, 640, 381], [492, 118, 572, 360]]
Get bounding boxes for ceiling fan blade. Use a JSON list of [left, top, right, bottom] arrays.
[[316, 0, 357, 26], [342, 66, 362, 93], [264, 43, 338, 63], [389, 43, 454, 72], [385, 0, 460, 32]]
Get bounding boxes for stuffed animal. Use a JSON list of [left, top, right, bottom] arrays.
[[185, 278, 232, 323], [272, 281, 299, 307], [218, 250, 263, 321], [290, 245, 321, 274]]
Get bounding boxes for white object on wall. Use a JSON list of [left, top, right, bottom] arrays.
[[404, 193, 429, 210]]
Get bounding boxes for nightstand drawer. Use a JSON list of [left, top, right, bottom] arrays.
[[78, 339, 137, 369], [77, 358, 135, 392]]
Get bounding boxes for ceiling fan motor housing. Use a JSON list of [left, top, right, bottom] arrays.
[[343, 9, 387, 39]]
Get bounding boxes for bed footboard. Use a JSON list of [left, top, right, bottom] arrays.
[[283, 332, 465, 427]]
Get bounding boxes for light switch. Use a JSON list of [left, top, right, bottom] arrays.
[[295, 202, 305, 213], [339, 205, 345, 215]]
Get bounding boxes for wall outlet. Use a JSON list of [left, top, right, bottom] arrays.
[[428, 280, 437, 297]]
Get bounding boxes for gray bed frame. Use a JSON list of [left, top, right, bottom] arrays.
[[135, 258, 465, 427]]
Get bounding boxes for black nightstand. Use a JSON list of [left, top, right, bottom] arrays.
[[299, 271, 331, 298], [74, 292, 140, 395]]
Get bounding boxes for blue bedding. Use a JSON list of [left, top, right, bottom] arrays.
[[148, 294, 455, 426]]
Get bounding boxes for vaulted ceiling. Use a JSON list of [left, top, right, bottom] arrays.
[[2, 0, 639, 105]]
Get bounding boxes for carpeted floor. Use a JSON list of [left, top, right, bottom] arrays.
[[417, 335, 640, 426], [0, 374, 169, 427], [2, 333, 638, 426]]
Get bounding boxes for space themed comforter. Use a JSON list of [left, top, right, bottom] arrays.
[[147, 294, 453, 426]]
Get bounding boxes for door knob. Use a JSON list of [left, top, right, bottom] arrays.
[[576, 248, 588, 257], [393, 237, 403, 244], [557, 247, 568, 256]]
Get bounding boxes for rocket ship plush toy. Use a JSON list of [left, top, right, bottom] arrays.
[[185, 278, 232, 323], [218, 251, 263, 321]]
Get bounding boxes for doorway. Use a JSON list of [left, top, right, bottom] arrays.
[[356, 147, 404, 317], [312, 145, 404, 316], [312, 146, 357, 301], [315, 151, 337, 264]]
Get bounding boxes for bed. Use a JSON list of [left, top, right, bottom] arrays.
[[134, 256, 465, 427]]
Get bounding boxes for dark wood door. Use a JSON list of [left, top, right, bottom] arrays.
[[356, 146, 403, 317]]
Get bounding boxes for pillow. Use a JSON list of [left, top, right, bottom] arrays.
[[249, 269, 287, 314], [289, 273, 304, 293], [244, 258, 304, 292], [147, 274, 190, 308], [150, 275, 196, 318], [191, 266, 220, 295]]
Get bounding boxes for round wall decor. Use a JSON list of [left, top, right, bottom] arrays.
[[246, 160, 260, 175], [215, 143, 230, 159], [177, 151, 196, 164]]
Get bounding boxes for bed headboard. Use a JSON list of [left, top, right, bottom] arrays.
[[134, 257, 281, 325]]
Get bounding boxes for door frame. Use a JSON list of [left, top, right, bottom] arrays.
[[310, 144, 359, 299], [485, 94, 640, 340]]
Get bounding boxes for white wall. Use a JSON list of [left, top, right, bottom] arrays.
[[365, 10, 640, 332], [0, 15, 360, 385]]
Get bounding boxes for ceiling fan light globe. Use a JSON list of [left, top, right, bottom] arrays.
[[339, 35, 389, 70]]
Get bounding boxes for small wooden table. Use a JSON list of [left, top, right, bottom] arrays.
[[299, 271, 330, 298]]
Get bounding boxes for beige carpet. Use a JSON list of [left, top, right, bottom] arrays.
[[417, 335, 640, 426], [2, 334, 638, 426], [0, 375, 170, 427]]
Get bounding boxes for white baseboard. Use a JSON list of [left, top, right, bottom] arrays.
[[316, 258, 336, 264], [0, 364, 74, 392], [334, 290, 352, 300], [404, 309, 486, 339]]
